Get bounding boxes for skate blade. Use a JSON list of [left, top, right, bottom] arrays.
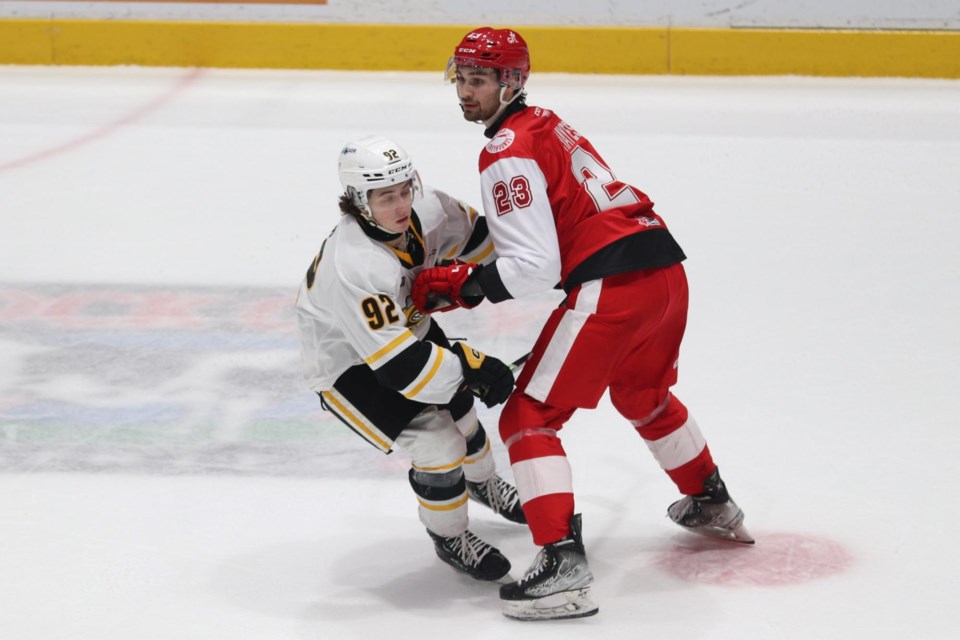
[[683, 522, 755, 544], [502, 587, 599, 621]]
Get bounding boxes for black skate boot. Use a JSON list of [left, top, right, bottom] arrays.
[[667, 468, 754, 544], [466, 474, 527, 524], [500, 514, 598, 621], [427, 529, 512, 581]]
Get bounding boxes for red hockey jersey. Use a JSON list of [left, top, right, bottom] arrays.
[[476, 106, 684, 301]]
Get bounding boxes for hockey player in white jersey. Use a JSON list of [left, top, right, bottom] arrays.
[[296, 136, 525, 582]]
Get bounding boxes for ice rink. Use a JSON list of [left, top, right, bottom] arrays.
[[2, 65, 959, 639]]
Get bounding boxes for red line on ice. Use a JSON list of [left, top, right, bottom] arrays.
[[0, 67, 205, 174]]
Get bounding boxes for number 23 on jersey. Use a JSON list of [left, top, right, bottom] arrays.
[[491, 145, 640, 217], [492, 176, 532, 215]]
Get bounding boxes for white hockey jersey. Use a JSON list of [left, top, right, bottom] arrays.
[[296, 186, 494, 405]]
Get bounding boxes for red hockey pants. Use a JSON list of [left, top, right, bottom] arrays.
[[499, 263, 716, 545]]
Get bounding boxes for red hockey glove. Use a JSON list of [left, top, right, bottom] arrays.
[[451, 342, 515, 408], [412, 261, 480, 314]]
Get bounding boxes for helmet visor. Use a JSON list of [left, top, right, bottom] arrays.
[[445, 58, 513, 89], [444, 56, 458, 84]]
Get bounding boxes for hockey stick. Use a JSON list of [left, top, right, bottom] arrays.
[[509, 351, 532, 373]]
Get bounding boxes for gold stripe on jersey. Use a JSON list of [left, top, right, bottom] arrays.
[[408, 216, 425, 248], [463, 438, 491, 464], [321, 390, 392, 452], [386, 213, 427, 268], [464, 240, 495, 263], [401, 343, 445, 399], [364, 329, 416, 367], [389, 247, 414, 265], [442, 244, 463, 260], [442, 236, 492, 263], [455, 201, 479, 224], [417, 494, 469, 512]]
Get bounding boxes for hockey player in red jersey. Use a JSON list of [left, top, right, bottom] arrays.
[[412, 28, 753, 620]]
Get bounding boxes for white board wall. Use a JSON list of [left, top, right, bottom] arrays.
[[1, 0, 958, 29]]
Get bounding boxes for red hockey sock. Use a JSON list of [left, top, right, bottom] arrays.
[[522, 493, 575, 546]]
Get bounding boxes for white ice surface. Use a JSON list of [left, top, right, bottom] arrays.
[[1, 66, 959, 639]]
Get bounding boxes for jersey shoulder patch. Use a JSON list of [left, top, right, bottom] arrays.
[[485, 128, 515, 154]]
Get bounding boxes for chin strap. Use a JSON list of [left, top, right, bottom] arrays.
[[358, 214, 403, 242], [483, 93, 527, 138], [482, 87, 525, 129]]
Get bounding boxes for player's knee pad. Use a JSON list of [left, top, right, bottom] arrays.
[[408, 465, 468, 538], [407, 443, 468, 538], [409, 465, 464, 491]]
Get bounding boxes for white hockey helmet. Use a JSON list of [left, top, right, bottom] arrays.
[[338, 136, 421, 218]]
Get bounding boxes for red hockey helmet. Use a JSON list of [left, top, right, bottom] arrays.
[[445, 27, 530, 91]]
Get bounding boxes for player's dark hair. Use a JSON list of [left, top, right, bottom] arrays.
[[339, 194, 362, 218]]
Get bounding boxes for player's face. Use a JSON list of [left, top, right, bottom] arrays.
[[455, 67, 512, 122], [367, 181, 414, 233]]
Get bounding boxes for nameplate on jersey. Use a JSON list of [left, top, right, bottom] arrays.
[[553, 120, 581, 152]]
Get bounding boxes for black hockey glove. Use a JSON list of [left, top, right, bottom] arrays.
[[451, 342, 515, 408]]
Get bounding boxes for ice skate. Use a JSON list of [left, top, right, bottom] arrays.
[[500, 514, 599, 621], [667, 468, 754, 544], [427, 529, 512, 581], [466, 474, 527, 524]]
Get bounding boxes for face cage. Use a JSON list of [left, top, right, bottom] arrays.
[[444, 57, 525, 92]]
